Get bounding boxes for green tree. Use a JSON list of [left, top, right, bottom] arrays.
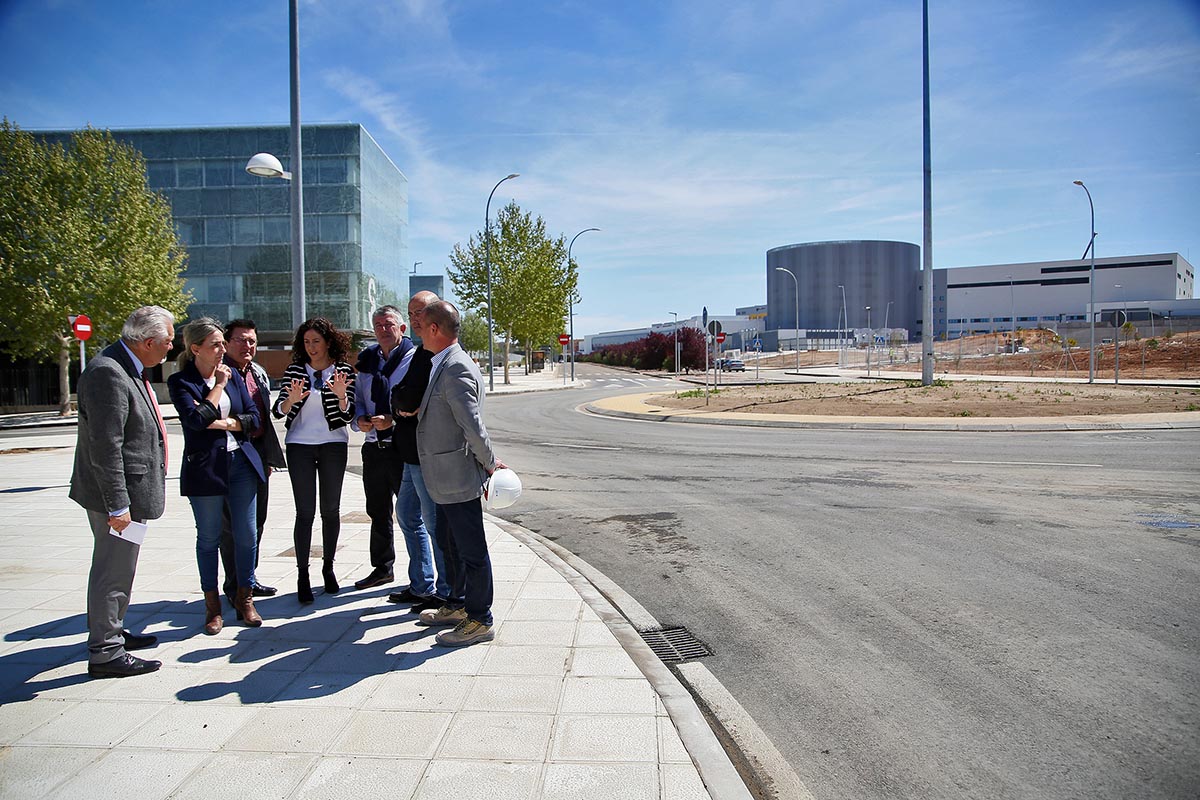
[[447, 201, 574, 383], [0, 120, 191, 413], [459, 311, 490, 355]]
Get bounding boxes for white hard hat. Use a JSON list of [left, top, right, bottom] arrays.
[[484, 468, 522, 510]]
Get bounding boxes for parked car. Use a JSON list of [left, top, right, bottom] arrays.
[[720, 358, 746, 372]]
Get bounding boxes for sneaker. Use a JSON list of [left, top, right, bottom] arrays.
[[435, 619, 495, 647], [417, 605, 468, 627]]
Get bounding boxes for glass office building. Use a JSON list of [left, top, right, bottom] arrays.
[[47, 123, 408, 335]]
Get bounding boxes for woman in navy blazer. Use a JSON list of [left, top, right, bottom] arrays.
[[168, 318, 267, 635]]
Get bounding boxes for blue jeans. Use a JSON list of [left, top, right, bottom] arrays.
[[396, 462, 449, 598], [436, 499, 493, 626], [189, 449, 259, 591]]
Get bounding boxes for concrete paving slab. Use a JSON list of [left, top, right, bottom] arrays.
[[0, 745, 104, 799], [550, 713, 659, 761], [414, 760, 542, 800], [44, 748, 210, 800], [295, 755, 427, 800]]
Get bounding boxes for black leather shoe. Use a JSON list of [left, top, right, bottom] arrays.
[[251, 582, 277, 597], [88, 653, 162, 679], [354, 568, 394, 590], [388, 587, 431, 604], [122, 630, 157, 651]]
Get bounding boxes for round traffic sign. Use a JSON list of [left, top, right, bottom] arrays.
[[558, 333, 570, 345], [72, 314, 93, 341], [716, 332, 726, 344]]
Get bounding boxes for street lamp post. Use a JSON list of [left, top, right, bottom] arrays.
[[567, 227, 600, 383], [243, 1, 306, 330], [775, 267, 799, 374], [865, 305, 872, 375], [1114, 283, 1127, 384], [484, 173, 520, 391], [670, 312, 679, 375], [1073, 180, 1097, 382], [1008, 275, 1016, 355]]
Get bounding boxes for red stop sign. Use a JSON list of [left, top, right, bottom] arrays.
[[716, 332, 726, 343], [72, 314, 93, 341], [558, 334, 570, 345]]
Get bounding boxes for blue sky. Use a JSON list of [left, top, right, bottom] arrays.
[[2, 0, 1197, 335]]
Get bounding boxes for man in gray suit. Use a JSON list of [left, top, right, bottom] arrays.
[[69, 306, 174, 678], [411, 300, 506, 647]]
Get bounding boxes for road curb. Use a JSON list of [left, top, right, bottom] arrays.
[[583, 398, 1200, 433], [489, 514, 804, 800]]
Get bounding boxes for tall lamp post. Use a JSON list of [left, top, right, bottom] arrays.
[[567, 227, 600, 382], [1073, 180, 1097, 382], [865, 305, 872, 375], [776, 267, 799, 374], [243, 2, 306, 330], [484, 173, 520, 391], [1007, 275, 1016, 354], [670, 312, 679, 375], [1114, 283, 1126, 384]]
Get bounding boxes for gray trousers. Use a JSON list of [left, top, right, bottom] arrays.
[[85, 509, 141, 665]]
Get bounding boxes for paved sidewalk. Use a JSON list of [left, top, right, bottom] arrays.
[[0, 428, 746, 800]]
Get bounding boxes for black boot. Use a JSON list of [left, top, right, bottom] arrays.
[[322, 561, 340, 594], [297, 569, 314, 604]]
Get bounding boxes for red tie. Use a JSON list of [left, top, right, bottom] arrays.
[[144, 374, 168, 471]]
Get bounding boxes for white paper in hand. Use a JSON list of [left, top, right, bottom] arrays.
[[108, 521, 148, 546]]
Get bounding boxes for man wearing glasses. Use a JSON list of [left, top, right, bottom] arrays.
[[219, 319, 286, 602]]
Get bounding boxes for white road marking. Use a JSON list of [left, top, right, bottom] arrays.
[[951, 460, 1103, 468]]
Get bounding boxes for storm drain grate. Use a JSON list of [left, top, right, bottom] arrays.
[[640, 626, 712, 663]]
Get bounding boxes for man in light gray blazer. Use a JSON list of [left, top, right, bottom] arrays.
[[69, 306, 174, 678], [412, 300, 507, 647]]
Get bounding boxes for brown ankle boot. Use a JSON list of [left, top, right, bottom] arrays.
[[235, 586, 262, 627], [203, 590, 223, 635]]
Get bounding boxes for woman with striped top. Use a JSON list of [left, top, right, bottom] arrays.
[[272, 317, 355, 604]]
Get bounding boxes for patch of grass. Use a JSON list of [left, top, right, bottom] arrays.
[[675, 389, 716, 399], [1186, 403, 1198, 412], [957, 410, 973, 417]]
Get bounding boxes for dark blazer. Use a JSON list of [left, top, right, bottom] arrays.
[[69, 342, 167, 521], [416, 344, 496, 505], [168, 360, 266, 497], [225, 356, 286, 470], [390, 346, 433, 465]]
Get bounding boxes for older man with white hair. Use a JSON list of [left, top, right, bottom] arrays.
[[70, 305, 174, 678]]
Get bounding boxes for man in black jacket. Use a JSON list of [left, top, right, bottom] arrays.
[[387, 291, 449, 607], [219, 319, 287, 602], [352, 306, 415, 589]]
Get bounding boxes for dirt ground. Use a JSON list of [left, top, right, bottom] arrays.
[[749, 329, 1200, 381], [654, 380, 1200, 418]]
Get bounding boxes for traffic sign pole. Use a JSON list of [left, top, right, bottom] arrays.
[[558, 333, 570, 385], [70, 313, 93, 372]]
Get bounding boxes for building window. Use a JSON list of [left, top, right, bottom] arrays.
[[178, 161, 203, 188]]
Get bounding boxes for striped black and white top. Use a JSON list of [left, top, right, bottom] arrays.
[[271, 361, 356, 431]]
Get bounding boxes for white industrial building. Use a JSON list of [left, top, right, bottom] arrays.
[[936, 252, 1195, 338]]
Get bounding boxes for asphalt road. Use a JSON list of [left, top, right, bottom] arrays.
[[484, 364, 1200, 800]]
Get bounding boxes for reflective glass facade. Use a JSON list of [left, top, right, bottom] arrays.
[[48, 124, 408, 334]]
